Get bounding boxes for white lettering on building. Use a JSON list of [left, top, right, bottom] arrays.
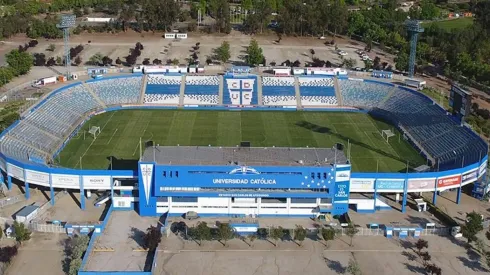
[[212, 178, 276, 184]]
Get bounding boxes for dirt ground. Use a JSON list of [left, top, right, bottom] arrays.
[[5, 233, 67, 275], [155, 230, 488, 275]]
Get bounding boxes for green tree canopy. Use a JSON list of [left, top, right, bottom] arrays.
[[6, 49, 33, 76], [246, 39, 264, 66]]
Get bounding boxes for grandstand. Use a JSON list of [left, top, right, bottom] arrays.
[[0, 74, 486, 173], [86, 76, 142, 105], [144, 75, 182, 104], [183, 76, 219, 105], [299, 77, 338, 106], [262, 77, 296, 106]]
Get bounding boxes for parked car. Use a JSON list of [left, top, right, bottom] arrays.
[[338, 51, 348, 56]]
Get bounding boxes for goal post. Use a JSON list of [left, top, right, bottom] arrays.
[[89, 126, 101, 139], [381, 129, 395, 143]]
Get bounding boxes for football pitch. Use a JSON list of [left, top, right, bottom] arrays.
[[57, 110, 425, 172]]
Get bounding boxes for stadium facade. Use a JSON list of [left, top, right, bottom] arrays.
[[0, 68, 487, 217]]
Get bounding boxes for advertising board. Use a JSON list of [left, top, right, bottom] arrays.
[[376, 179, 404, 191], [437, 174, 461, 188], [349, 178, 375, 191], [82, 176, 111, 189], [51, 174, 80, 188], [479, 159, 487, 177], [407, 178, 435, 191], [7, 164, 24, 181], [462, 169, 478, 184], [335, 170, 351, 182], [25, 170, 49, 186]]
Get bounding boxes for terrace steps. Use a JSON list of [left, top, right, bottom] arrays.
[[334, 77, 343, 106], [257, 76, 263, 105], [218, 75, 224, 105], [23, 120, 60, 140], [179, 75, 186, 107], [82, 82, 107, 108], [380, 86, 397, 106], [294, 76, 302, 108], [139, 74, 147, 104], [4, 135, 50, 160]]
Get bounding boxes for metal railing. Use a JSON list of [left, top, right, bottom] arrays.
[[0, 195, 23, 208], [28, 221, 65, 233]]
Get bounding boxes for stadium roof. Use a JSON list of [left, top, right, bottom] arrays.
[[141, 146, 348, 166]]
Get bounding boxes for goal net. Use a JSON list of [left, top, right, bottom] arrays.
[[89, 126, 101, 139], [381, 129, 395, 143]]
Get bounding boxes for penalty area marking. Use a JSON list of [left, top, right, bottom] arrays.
[[74, 112, 115, 168], [107, 129, 118, 145]]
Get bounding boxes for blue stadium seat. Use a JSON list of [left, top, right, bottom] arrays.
[[87, 76, 142, 105], [145, 75, 182, 104], [299, 77, 338, 106], [262, 77, 296, 106], [183, 76, 219, 105]]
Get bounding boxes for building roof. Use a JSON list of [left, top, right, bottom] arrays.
[[16, 205, 39, 217], [141, 146, 348, 166]]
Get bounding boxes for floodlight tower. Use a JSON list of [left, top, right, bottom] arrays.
[[405, 20, 424, 78], [57, 14, 76, 79]]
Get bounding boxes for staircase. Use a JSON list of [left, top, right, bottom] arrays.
[[82, 82, 107, 108], [257, 76, 263, 105], [334, 77, 343, 106], [139, 74, 148, 104], [218, 75, 224, 105], [179, 75, 186, 107], [294, 76, 302, 109]]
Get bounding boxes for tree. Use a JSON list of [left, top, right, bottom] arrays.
[[0, 226, 3, 239], [153, 59, 162, 65], [0, 246, 18, 263], [171, 58, 179, 65], [395, 52, 409, 72], [345, 223, 358, 247], [217, 223, 234, 246], [247, 234, 257, 247], [373, 56, 381, 70], [293, 225, 307, 246], [125, 55, 137, 66], [143, 58, 151, 65], [143, 225, 162, 251], [425, 263, 442, 275], [6, 49, 33, 76], [13, 221, 31, 244], [116, 57, 122, 65], [136, 42, 144, 51], [214, 41, 231, 63], [343, 58, 357, 69], [89, 53, 104, 65], [414, 239, 429, 255], [321, 227, 336, 247], [346, 258, 361, 275], [310, 49, 315, 60], [102, 56, 113, 66], [74, 56, 82, 66], [56, 56, 63, 65], [246, 39, 264, 66], [190, 222, 212, 246], [33, 53, 46, 66], [74, 7, 83, 18], [46, 57, 56, 67], [269, 226, 284, 247], [462, 211, 484, 243]]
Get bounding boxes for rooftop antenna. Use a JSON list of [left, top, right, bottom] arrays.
[[56, 14, 76, 80]]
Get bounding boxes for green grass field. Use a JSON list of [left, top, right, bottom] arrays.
[[422, 17, 473, 30], [57, 110, 425, 172]]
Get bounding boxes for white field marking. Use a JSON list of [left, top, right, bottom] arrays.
[[74, 112, 116, 167], [107, 128, 118, 145]]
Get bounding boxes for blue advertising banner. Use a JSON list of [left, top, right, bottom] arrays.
[[376, 179, 405, 190], [157, 191, 329, 198]]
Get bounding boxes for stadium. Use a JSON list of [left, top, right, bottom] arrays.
[[0, 66, 487, 217]]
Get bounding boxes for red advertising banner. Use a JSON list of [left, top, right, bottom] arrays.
[[437, 175, 461, 188]]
